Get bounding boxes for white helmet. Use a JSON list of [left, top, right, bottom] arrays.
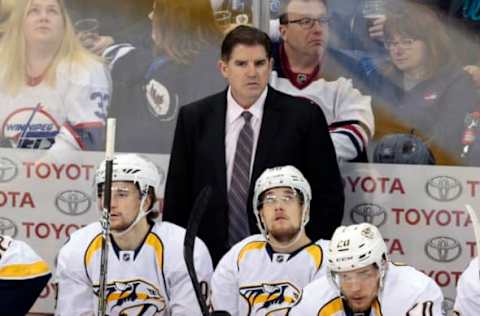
[[95, 154, 160, 235], [95, 153, 160, 197], [253, 166, 312, 242], [328, 223, 388, 273]]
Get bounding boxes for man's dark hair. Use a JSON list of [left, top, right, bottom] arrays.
[[279, 0, 328, 25], [221, 25, 272, 61]]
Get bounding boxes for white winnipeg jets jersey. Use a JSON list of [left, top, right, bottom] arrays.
[[55, 221, 213, 316], [0, 235, 50, 280], [454, 257, 480, 316], [0, 60, 110, 150], [270, 72, 373, 161], [211, 234, 329, 316], [289, 262, 443, 316]]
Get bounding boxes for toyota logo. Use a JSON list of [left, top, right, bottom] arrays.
[[0, 157, 18, 183], [55, 190, 92, 216], [424, 236, 462, 262], [425, 176, 462, 202], [442, 297, 454, 316], [350, 203, 387, 227], [0, 217, 18, 237]]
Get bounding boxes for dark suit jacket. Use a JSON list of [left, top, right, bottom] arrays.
[[163, 86, 344, 264]]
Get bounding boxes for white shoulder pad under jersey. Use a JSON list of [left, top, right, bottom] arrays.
[[454, 257, 480, 316], [212, 234, 329, 316], [289, 262, 443, 316], [270, 72, 373, 161], [55, 221, 213, 316], [0, 235, 50, 280]]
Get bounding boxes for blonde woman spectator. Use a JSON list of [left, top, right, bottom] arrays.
[[0, 0, 110, 150]]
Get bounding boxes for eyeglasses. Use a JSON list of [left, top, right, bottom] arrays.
[[261, 193, 298, 207], [384, 38, 418, 50], [336, 268, 379, 285], [284, 16, 330, 29]]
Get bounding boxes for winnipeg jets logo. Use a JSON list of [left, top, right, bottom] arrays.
[[94, 279, 166, 315], [239, 282, 301, 315], [144, 79, 179, 121]]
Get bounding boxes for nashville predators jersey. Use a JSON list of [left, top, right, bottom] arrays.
[[0, 60, 110, 151], [0, 235, 50, 280], [211, 234, 329, 316], [55, 221, 213, 316], [270, 71, 373, 162], [289, 262, 443, 316], [454, 257, 480, 316]]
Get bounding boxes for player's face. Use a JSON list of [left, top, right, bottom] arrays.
[[218, 44, 272, 109], [279, 0, 329, 60], [99, 181, 145, 232], [23, 0, 64, 48], [338, 265, 380, 313], [259, 187, 304, 242]]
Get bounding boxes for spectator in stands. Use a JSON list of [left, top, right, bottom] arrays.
[[0, 0, 110, 151], [366, 2, 480, 165], [107, 0, 225, 153], [0, 0, 15, 37], [270, 0, 374, 162]]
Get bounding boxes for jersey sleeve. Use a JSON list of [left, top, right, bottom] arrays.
[[55, 237, 95, 316], [287, 282, 319, 316], [406, 276, 444, 316], [51, 60, 111, 151], [167, 236, 213, 315], [328, 77, 374, 161], [211, 246, 241, 315], [454, 259, 480, 316]]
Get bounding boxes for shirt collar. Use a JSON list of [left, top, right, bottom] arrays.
[[226, 86, 267, 124]]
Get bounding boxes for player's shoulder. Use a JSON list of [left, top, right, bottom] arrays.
[[386, 262, 437, 290], [59, 222, 102, 254], [154, 221, 209, 253], [294, 275, 337, 311], [57, 58, 109, 87], [458, 257, 479, 289]]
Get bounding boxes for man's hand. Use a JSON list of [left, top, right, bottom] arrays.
[[78, 34, 115, 56], [464, 65, 480, 88], [368, 15, 386, 40]]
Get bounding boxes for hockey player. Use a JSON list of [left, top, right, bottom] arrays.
[[454, 257, 480, 315], [289, 223, 444, 316], [270, 0, 374, 162], [55, 154, 213, 315], [0, 235, 51, 315], [211, 165, 329, 316]]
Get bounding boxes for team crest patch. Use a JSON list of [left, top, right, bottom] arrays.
[[239, 281, 301, 315], [94, 279, 166, 315], [144, 79, 179, 121], [2, 104, 60, 149]]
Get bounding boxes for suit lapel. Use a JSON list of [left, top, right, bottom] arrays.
[[252, 86, 281, 181]]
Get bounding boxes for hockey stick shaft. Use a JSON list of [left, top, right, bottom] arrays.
[[98, 118, 116, 316], [183, 186, 212, 316], [466, 204, 480, 275]]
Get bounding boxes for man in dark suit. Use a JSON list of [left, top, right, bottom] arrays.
[[163, 25, 344, 264]]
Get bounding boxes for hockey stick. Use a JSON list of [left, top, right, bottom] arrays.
[[466, 204, 480, 277], [183, 187, 231, 316], [98, 118, 116, 316]]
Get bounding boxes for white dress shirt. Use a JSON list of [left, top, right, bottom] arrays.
[[225, 86, 267, 190]]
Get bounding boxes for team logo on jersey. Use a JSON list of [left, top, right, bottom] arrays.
[[94, 279, 166, 315], [2, 104, 60, 149], [239, 281, 301, 315], [145, 79, 179, 121]]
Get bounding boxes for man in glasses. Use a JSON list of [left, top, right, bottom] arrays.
[[270, 0, 374, 163], [289, 223, 443, 316], [55, 154, 213, 315], [211, 165, 329, 315]]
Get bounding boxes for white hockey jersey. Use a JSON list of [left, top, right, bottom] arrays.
[[289, 262, 443, 316], [0, 60, 110, 151], [454, 257, 480, 316], [0, 235, 50, 280], [55, 221, 213, 316], [270, 72, 374, 162], [211, 234, 329, 316]]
